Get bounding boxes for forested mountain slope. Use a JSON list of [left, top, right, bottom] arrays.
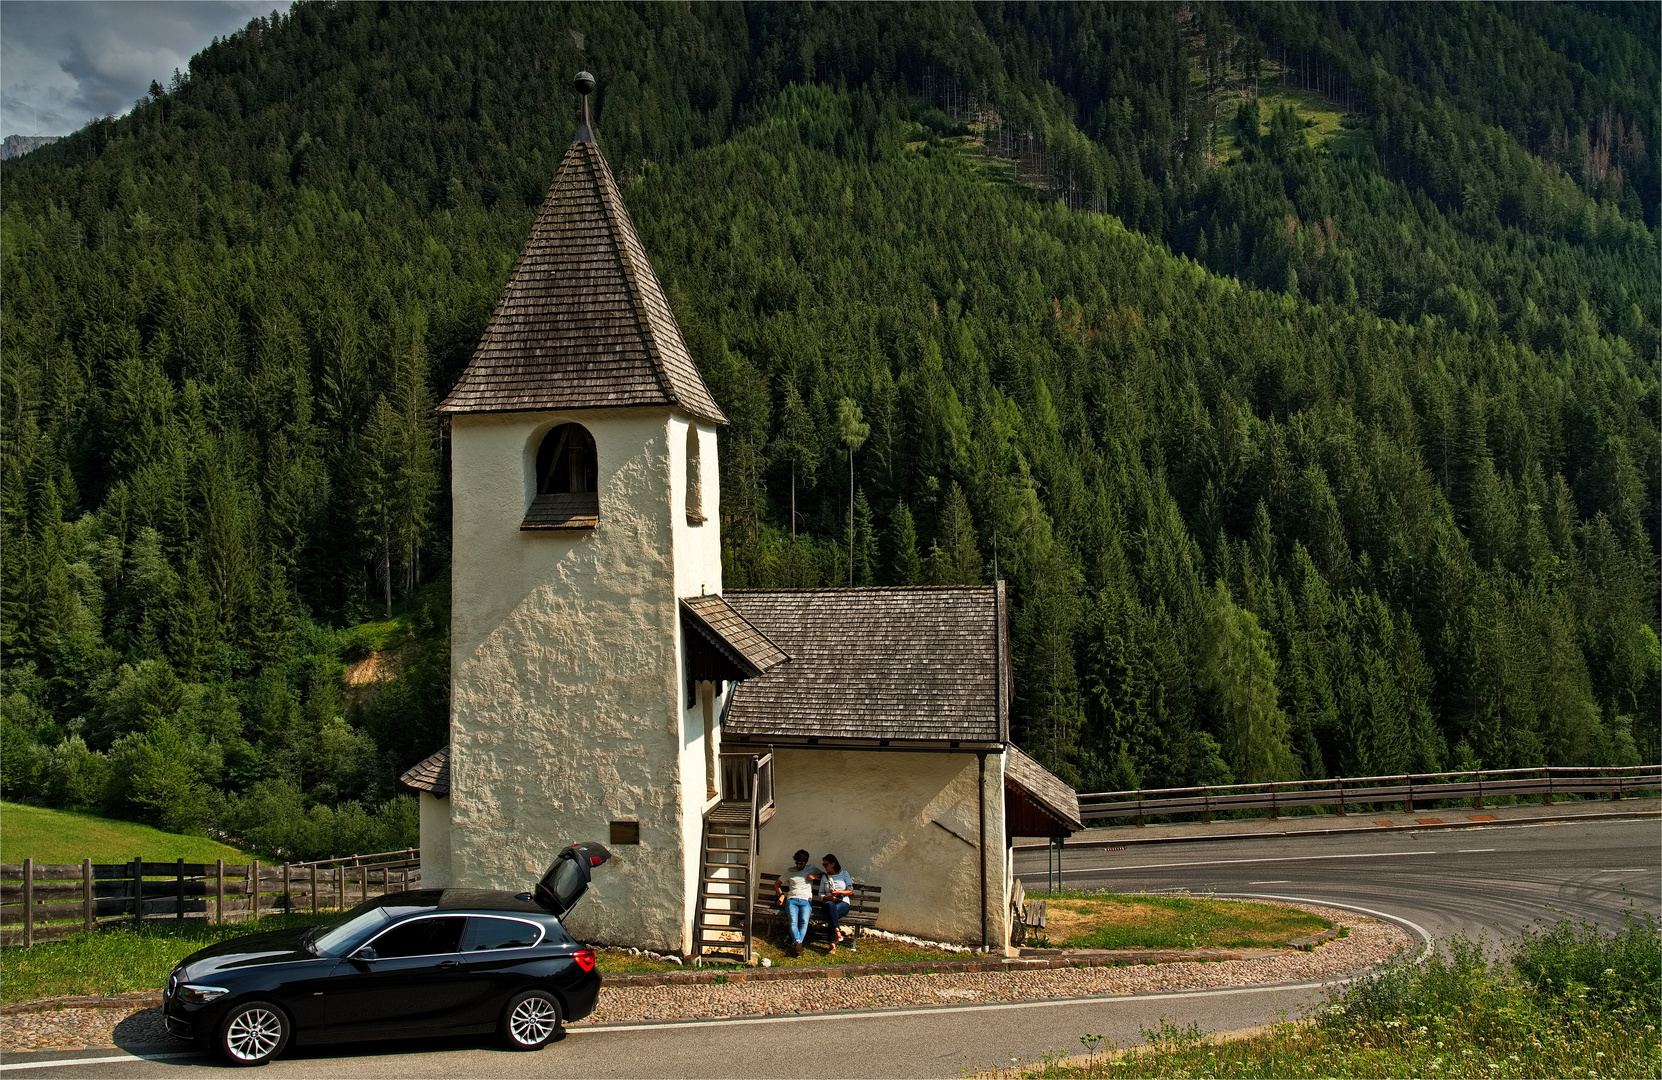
[[1, 2, 1655, 855]]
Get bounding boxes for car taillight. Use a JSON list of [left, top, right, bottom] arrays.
[[573, 948, 596, 972]]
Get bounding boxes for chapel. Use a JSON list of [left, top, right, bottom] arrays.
[[402, 74, 1079, 958]]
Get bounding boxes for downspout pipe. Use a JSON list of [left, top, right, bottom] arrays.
[[978, 751, 988, 950]]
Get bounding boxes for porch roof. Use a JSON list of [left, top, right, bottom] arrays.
[[681, 594, 789, 678], [722, 585, 1010, 744], [400, 746, 451, 797], [1005, 745, 1083, 834]]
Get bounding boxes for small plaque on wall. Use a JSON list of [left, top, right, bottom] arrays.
[[609, 820, 641, 845]]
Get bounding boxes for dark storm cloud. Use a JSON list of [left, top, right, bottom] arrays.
[[1, 1, 287, 137]]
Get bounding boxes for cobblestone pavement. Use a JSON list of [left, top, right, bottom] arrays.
[[0, 904, 1406, 1055]]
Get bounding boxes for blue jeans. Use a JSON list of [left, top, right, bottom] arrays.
[[786, 897, 812, 942], [823, 899, 850, 942]]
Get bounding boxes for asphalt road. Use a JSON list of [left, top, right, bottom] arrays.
[[6, 815, 1656, 1079]]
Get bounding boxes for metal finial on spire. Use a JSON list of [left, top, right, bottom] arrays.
[[574, 71, 595, 144]]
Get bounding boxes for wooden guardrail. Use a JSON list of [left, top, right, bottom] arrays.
[[0, 851, 422, 947], [1077, 765, 1662, 824]]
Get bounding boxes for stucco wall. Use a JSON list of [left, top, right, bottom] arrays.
[[670, 416, 725, 942], [418, 792, 452, 889], [447, 408, 702, 953], [759, 749, 1008, 946]]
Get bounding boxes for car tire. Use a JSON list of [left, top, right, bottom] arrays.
[[500, 988, 562, 1050], [215, 1000, 291, 1067]]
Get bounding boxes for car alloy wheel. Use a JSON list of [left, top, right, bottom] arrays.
[[502, 989, 561, 1050], [217, 1000, 290, 1066]]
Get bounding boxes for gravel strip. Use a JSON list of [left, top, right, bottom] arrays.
[[577, 905, 1407, 1025], [0, 905, 1408, 1055], [2, 1006, 174, 1054]]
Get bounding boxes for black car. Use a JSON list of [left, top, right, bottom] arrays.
[[163, 841, 611, 1066]]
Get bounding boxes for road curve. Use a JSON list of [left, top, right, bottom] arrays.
[[9, 816, 1655, 1079]]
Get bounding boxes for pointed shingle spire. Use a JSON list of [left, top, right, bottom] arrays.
[[438, 74, 726, 424]]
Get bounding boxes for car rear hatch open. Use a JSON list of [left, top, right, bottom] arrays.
[[533, 841, 611, 919]]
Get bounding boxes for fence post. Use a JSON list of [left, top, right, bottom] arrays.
[[216, 860, 224, 924], [1541, 770, 1552, 806], [132, 856, 142, 930], [175, 858, 184, 925], [22, 857, 34, 947], [336, 864, 343, 911], [1201, 786, 1211, 824], [310, 864, 318, 914], [250, 861, 259, 923], [83, 858, 94, 932], [1404, 775, 1414, 813], [1335, 778, 1346, 816], [1473, 773, 1483, 810], [282, 863, 290, 912], [1269, 785, 1279, 821]]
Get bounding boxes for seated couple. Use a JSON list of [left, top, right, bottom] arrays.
[[773, 849, 854, 956]]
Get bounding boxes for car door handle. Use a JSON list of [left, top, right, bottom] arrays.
[[437, 960, 461, 970]]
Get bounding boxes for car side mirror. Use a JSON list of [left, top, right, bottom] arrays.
[[352, 946, 377, 962]]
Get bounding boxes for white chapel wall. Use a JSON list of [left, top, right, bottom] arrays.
[[760, 749, 1007, 946], [668, 413, 725, 947], [447, 408, 692, 952], [417, 792, 452, 888]]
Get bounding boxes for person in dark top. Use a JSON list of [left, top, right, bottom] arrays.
[[819, 854, 853, 952]]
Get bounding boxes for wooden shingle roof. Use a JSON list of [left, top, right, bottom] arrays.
[[682, 595, 789, 678], [723, 586, 1009, 744], [1005, 745, 1083, 833], [437, 134, 725, 424], [399, 746, 450, 797]]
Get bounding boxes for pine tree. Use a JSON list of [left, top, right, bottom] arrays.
[[852, 489, 876, 587], [926, 481, 983, 586], [771, 383, 819, 539], [836, 398, 870, 587], [886, 500, 922, 585]]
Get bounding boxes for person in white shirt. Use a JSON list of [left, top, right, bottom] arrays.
[[774, 849, 817, 956], [819, 854, 854, 952]]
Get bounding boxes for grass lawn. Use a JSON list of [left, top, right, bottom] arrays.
[[0, 914, 324, 1002], [1028, 892, 1331, 951], [1, 893, 1335, 1002], [1013, 916, 1661, 1080], [1, 802, 250, 865], [600, 922, 973, 973]]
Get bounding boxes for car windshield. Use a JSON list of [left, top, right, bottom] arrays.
[[305, 903, 394, 956]]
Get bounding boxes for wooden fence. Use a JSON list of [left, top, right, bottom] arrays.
[[1077, 765, 1662, 824], [0, 849, 421, 947]]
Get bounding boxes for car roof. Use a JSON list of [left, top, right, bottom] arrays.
[[368, 888, 550, 916]]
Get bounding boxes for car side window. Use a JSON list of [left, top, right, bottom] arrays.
[[461, 917, 542, 952], [368, 916, 466, 958]]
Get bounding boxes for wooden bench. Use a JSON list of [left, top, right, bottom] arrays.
[[756, 873, 881, 952]]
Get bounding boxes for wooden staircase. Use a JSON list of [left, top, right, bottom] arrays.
[[692, 753, 774, 963]]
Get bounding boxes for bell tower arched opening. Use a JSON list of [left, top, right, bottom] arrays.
[[522, 423, 600, 530]]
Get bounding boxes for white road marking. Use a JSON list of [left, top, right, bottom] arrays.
[[1248, 880, 1292, 884], [1598, 869, 1648, 873], [1046, 850, 1438, 875], [1458, 848, 1496, 853], [1217, 893, 1436, 964], [0, 1053, 197, 1072]]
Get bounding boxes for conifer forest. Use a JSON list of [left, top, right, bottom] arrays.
[[1, 2, 1656, 859]]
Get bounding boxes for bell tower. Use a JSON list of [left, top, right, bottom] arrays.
[[435, 72, 728, 953]]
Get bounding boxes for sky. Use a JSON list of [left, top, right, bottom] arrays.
[[1, 1, 288, 137]]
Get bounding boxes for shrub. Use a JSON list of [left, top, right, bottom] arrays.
[[1512, 909, 1661, 1011]]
